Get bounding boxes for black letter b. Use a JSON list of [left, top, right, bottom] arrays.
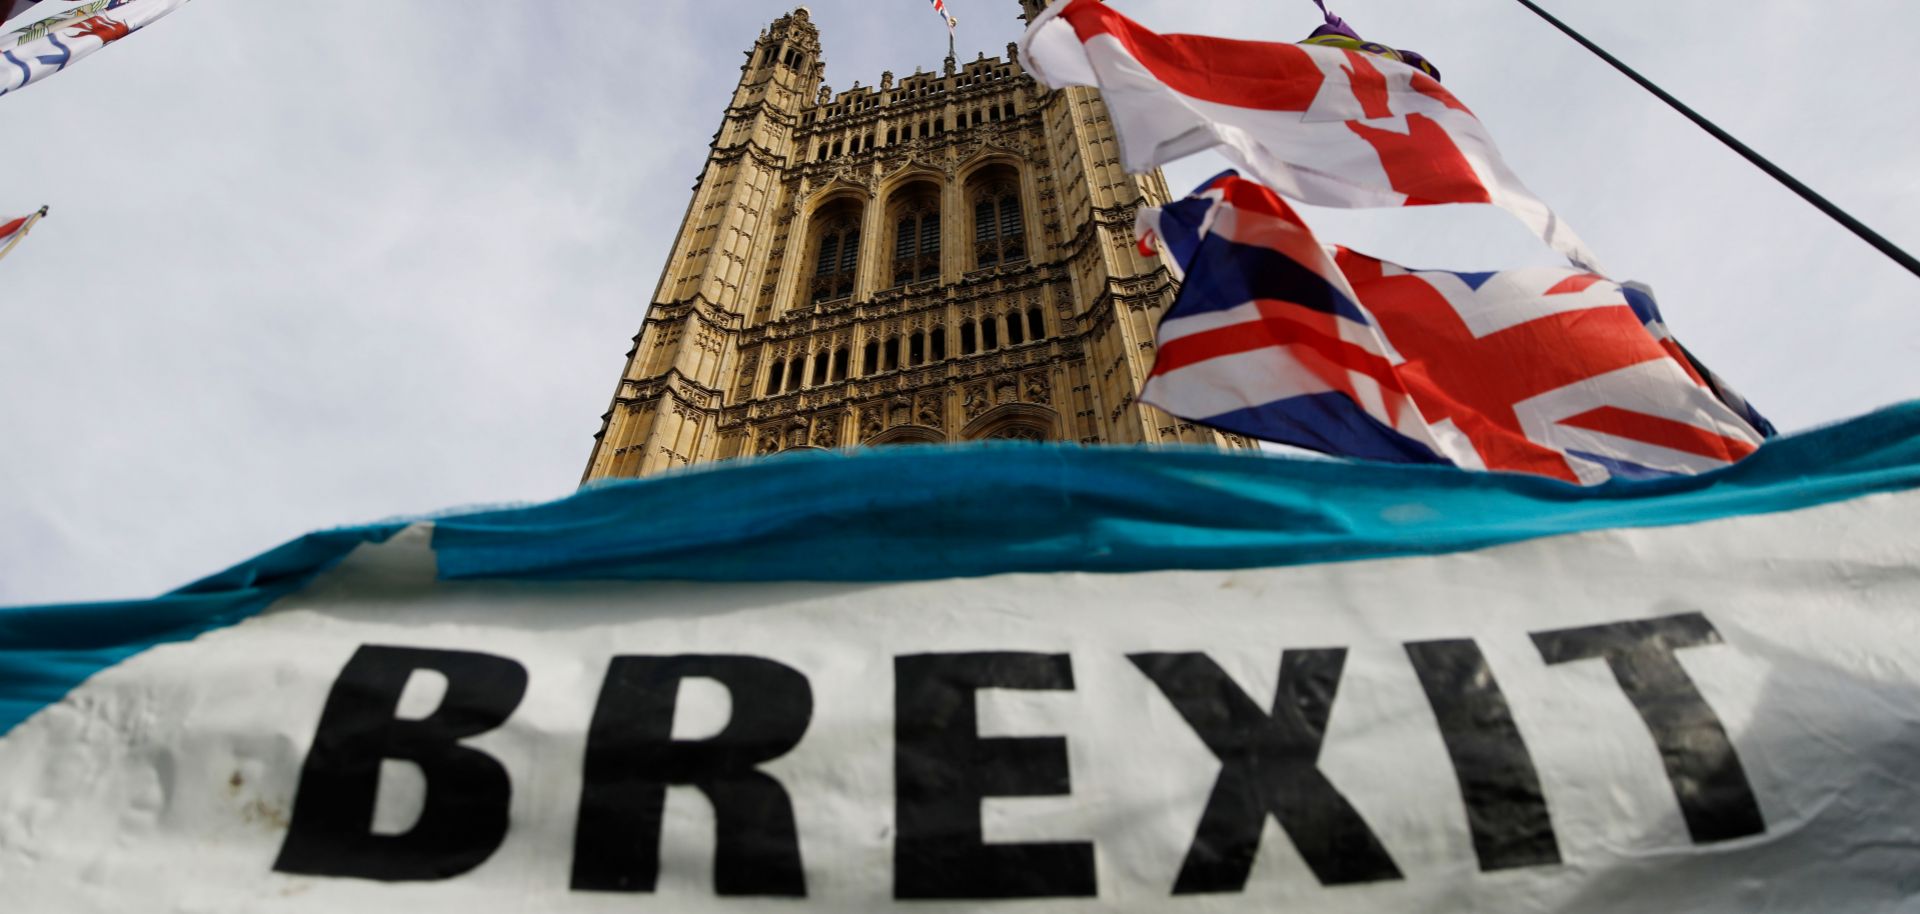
[[274, 645, 528, 881]]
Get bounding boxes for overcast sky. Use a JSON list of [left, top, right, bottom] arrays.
[[1, 0, 1916, 606]]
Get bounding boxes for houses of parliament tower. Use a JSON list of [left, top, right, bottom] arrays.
[[583, 1, 1249, 481]]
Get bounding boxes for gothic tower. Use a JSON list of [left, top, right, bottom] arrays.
[[583, 2, 1249, 481]]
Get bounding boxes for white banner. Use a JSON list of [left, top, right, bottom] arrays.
[[4, 484, 1919, 911]]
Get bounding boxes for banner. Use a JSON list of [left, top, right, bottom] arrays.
[[3, 404, 1920, 911]]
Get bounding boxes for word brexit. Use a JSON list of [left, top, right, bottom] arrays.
[[274, 611, 1764, 899]]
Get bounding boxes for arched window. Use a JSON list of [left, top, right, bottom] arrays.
[[970, 170, 1027, 269], [831, 347, 849, 381], [766, 358, 784, 396], [1006, 311, 1026, 346], [891, 188, 941, 286], [960, 323, 977, 355], [863, 340, 880, 375], [811, 352, 830, 386], [885, 336, 901, 371], [1027, 307, 1045, 341], [786, 357, 805, 391], [909, 331, 926, 366], [809, 203, 862, 303], [931, 327, 947, 360], [982, 316, 999, 350]]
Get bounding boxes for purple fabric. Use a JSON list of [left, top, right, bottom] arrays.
[[1304, 0, 1441, 82]]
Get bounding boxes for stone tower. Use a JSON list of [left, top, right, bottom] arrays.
[[582, 2, 1248, 482]]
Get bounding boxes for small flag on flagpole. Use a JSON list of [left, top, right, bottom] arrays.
[[1, 0, 193, 98], [0, 205, 48, 264], [927, 0, 955, 35]]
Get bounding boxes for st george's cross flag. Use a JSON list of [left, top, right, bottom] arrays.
[[1018, 0, 1602, 271], [1138, 173, 1769, 484], [7, 416, 1920, 911], [0, 0, 191, 98]]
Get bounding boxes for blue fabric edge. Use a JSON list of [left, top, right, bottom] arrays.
[[4, 400, 1919, 737]]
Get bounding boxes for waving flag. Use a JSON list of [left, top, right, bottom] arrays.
[[926, 0, 955, 34], [1019, 0, 1600, 271], [0, 205, 46, 263], [1139, 173, 1769, 484], [1, 0, 191, 99]]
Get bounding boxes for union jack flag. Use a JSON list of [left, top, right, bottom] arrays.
[[1138, 173, 1772, 484], [927, 0, 955, 34]]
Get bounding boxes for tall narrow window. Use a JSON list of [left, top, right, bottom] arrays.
[[831, 347, 849, 381], [909, 332, 926, 366], [767, 359, 784, 396], [960, 324, 977, 355], [811, 352, 830, 386], [971, 171, 1027, 269], [1027, 306, 1045, 341], [1006, 311, 1025, 346], [786, 357, 805, 391], [890, 188, 941, 286], [931, 327, 947, 360], [982, 317, 999, 350], [863, 339, 880, 375], [809, 204, 862, 303], [885, 337, 901, 371]]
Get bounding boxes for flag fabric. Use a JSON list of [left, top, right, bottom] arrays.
[[1301, 0, 1441, 81], [927, 0, 955, 34], [1018, 0, 1601, 271], [3, 0, 113, 51], [6, 415, 1920, 911], [0, 205, 46, 262], [1138, 173, 1769, 484], [0, 0, 191, 98]]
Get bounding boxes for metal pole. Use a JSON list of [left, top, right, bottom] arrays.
[[1511, 0, 1920, 282]]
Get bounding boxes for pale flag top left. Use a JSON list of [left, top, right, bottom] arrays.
[[1, 0, 191, 98], [1018, 0, 1601, 271]]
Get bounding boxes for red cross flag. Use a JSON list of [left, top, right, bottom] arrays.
[[1019, 0, 1601, 271]]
